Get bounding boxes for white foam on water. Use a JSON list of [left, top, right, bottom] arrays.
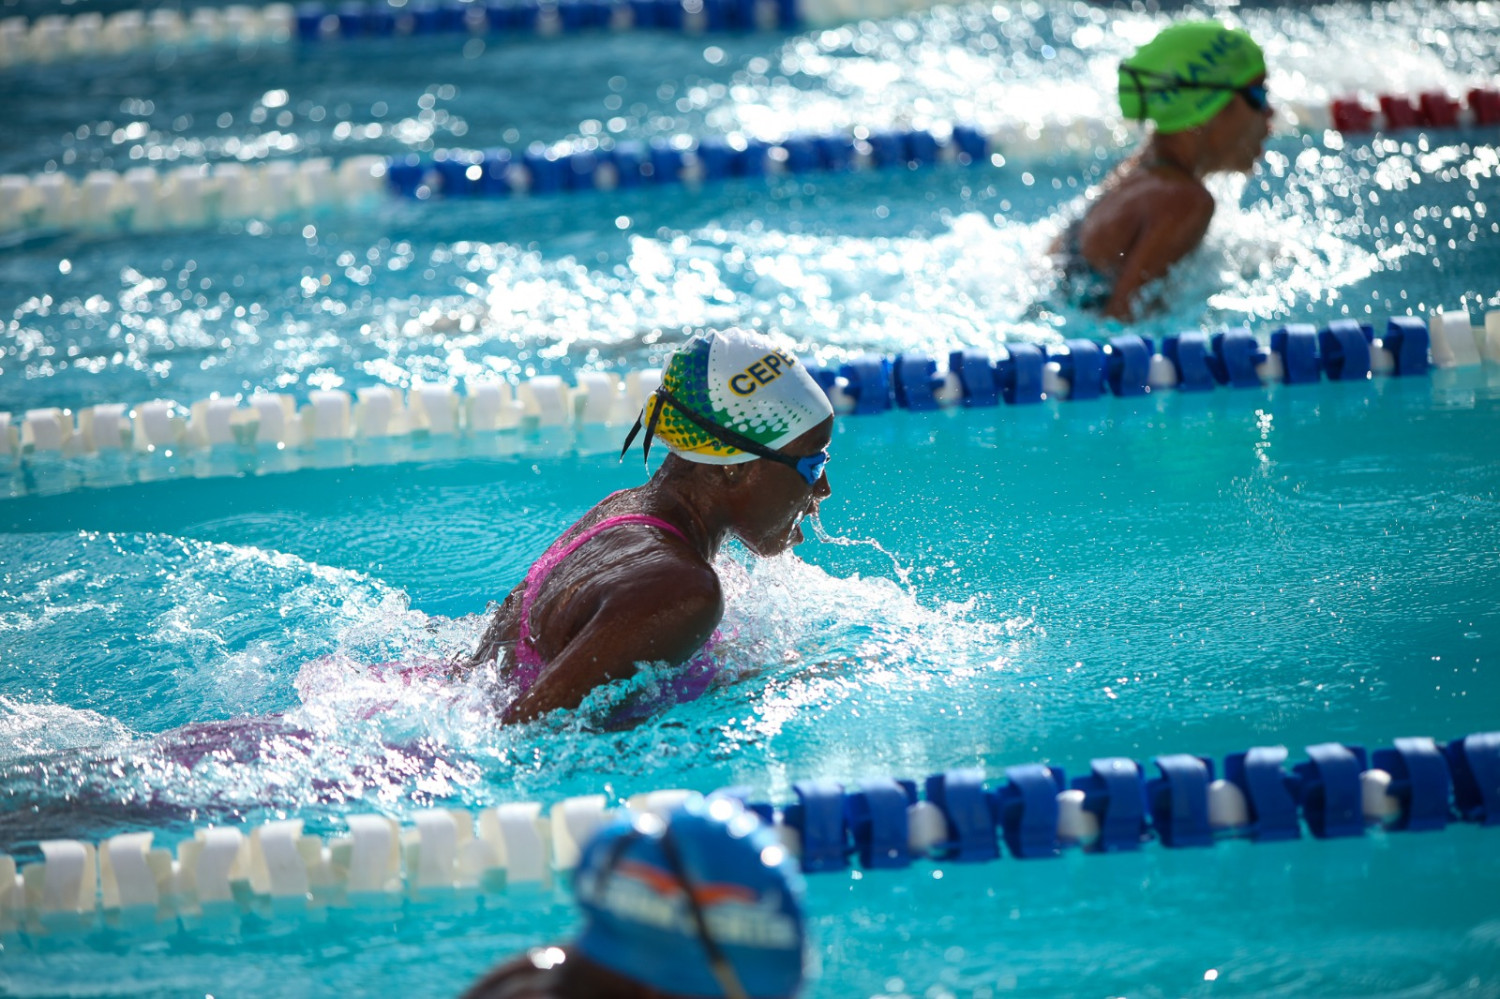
[[0, 696, 132, 763]]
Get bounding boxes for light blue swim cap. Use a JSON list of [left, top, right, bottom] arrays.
[[574, 795, 806, 998]]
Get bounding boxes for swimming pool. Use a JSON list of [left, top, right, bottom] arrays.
[[3, 0, 1499, 995]]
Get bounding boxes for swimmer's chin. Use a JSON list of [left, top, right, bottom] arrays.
[[791, 508, 814, 546], [758, 521, 805, 557]]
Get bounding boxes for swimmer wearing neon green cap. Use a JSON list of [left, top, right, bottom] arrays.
[[460, 329, 834, 725], [1052, 21, 1272, 321]]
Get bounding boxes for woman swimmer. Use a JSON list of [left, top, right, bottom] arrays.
[[1054, 21, 1272, 321], [459, 329, 834, 724]]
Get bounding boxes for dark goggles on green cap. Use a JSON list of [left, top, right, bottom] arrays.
[[1120, 64, 1271, 118]]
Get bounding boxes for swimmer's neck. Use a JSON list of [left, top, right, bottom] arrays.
[[1141, 133, 1210, 180], [631, 459, 733, 562]]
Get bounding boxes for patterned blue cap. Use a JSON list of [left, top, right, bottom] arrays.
[[574, 795, 806, 998]]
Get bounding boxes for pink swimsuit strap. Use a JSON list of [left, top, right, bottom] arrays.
[[513, 509, 688, 684]]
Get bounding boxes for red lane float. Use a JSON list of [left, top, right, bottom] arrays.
[[1332, 87, 1500, 133]]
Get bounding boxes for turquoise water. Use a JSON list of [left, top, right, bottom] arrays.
[[4, 375, 1500, 996], [3, 0, 1500, 995]]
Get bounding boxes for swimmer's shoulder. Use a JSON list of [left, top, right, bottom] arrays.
[[592, 541, 723, 662], [618, 545, 723, 621], [561, 516, 722, 636], [1137, 166, 1213, 213], [1105, 170, 1212, 247]]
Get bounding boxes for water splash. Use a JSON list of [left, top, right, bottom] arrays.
[[806, 513, 914, 594], [0, 523, 1041, 847]]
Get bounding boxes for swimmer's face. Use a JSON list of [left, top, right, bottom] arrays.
[[733, 416, 834, 558], [1207, 75, 1272, 173]]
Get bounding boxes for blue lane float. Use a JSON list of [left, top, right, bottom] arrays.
[[391, 124, 970, 201], [892, 353, 942, 411], [1222, 746, 1300, 842], [1384, 316, 1433, 376], [802, 315, 1434, 415], [1053, 339, 1105, 400], [758, 730, 1495, 871], [846, 779, 913, 869], [1447, 733, 1500, 825], [1320, 319, 1375, 381], [1294, 743, 1367, 839], [1162, 331, 1216, 392], [295, 0, 802, 39], [997, 342, 1046, 405], [1372, 738, 1452, 832], [925, 769, 1000, 863], [1147, 754, 1214, 849], [1211, 327, 1265, 389], [1105, 334, 1152, 397], [948, 348, 1002, 407], [995, 764, 1064, 859], [1073, 757, 1150, 853], [784, 780, 849, 873], [1272, 323, 1323, 385]]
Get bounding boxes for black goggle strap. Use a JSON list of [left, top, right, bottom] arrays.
[[1119, 63, 1263, 121], [1120, 63, 1153, 123], [622, 384, 800, 471], [656, 387, 790, 464], [659, 829, 750, 999], [617, 391, 668, 466], [593, 828, 642, 892]]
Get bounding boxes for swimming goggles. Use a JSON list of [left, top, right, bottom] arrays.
[[594, 825, 751, 999], [620, 386, 830, 487], [1119, 65, 1271, 117]]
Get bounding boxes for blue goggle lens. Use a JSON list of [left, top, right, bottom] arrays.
[[1241, 84, 1269, 112], [794, 451, 830, 486]]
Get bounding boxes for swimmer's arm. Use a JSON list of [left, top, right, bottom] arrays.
[[500, 565, 723, 724], [1102, 185, 1214, 321], [451, 585, 524, 679]]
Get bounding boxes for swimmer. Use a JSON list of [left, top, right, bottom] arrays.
[[1053, 21, 1272, 320], [461, 794, 806, 999], [461, 328, 834, 724]]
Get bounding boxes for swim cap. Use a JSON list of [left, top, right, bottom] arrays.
[[635, 329, 833, 465], [574, 795, 806, 999], [1118, 22, 1265, 134]]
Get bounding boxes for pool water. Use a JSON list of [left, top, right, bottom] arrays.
[[3, 0, 1500, 995], [4, 374, 1500, 996]]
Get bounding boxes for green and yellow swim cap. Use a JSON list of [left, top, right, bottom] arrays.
[[1118, 21, 1265, 134], [634, 328, 833, 465]]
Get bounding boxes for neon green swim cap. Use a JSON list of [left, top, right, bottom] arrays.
[[1118, 22, 1265, 134]]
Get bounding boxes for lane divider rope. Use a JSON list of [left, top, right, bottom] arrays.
[[3, 309, 1499, 500], [2, 731, 1495, 937], [3, 86, 1497, 240], [0, 0, 932, 68]]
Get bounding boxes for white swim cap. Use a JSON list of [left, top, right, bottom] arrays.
[[630, 329, 833, 465]]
